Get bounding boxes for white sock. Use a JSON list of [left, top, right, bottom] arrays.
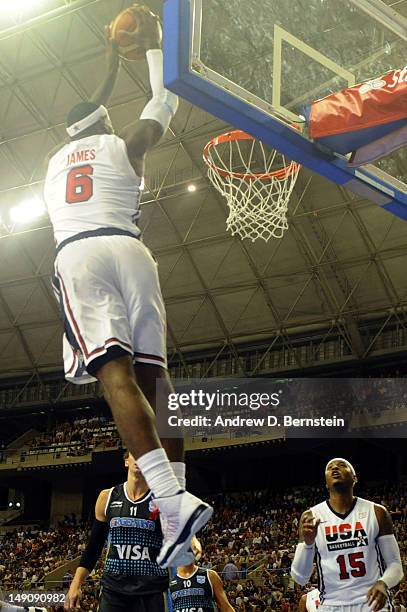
[[137, 448, 181, 498], [171, 461, 186, 489]]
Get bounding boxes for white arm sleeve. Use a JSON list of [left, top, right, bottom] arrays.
[[291, 543, 315, 585], [377, 534, 404, 589], [139, 49, 179, 133]]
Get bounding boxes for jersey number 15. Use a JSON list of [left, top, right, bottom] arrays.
[[66, 165, 94, 203], [336, 552, 366, 580]]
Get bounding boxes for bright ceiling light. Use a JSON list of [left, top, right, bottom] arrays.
[[187, 184, 197, 192], [10, 198, 45, 224], [0, 0, 41, 16]]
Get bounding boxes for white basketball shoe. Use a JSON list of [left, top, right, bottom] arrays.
[[155, 490, 213, 568]]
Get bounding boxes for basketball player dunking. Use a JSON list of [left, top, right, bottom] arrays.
[[43, 4, 212, 569], [291, 458, 403, 612], [65, 452, 185, 612], [170, 559, 235, 612]]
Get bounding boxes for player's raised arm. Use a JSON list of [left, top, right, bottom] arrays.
[[290, 510, 320, 586], [208, 570, 235, 612], [90, 27, 121, 107], [366, 504, 404, 612], [118, 7, 179, 170], [44, 28, 120, 171], [64, 489, 110, 612]]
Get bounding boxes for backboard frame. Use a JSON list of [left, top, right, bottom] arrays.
[[163, 0, 407, 220]]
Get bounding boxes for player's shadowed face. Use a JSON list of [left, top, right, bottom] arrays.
[[125, 452, 142, 476], [325, 459, 356, 491]]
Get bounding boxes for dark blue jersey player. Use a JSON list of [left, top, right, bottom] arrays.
[[170, 561, 234, 612], [65, 452, 173, 612]]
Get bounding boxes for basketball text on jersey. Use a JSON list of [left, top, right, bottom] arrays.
[[324, 522, 369, 550]]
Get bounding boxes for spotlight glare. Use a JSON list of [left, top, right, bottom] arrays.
[[0, 0, 38, 14], [10, 199, 45, 224], [187, 184, 197, 192]]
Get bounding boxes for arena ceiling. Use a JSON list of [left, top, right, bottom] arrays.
[[0, 0, 407, 379]]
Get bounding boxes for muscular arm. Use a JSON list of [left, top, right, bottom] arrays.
[[208, 570, 235, 612], [65, 490, 110, 611], [45, 32, 119, 172], [90, 28, 120, 107], [374, 504, 403, 587], [375, 503, 394, 536], [118, 14, 178, 174], [73, 489, 110, 580], [366, 504, 404, 612], [120, 118, 163, 165]]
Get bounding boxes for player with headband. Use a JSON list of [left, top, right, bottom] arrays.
[[291, 458, 403, 612], [43, 5, 212, 569]]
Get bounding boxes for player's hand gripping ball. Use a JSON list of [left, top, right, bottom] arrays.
[[109, 3, 162, 61]]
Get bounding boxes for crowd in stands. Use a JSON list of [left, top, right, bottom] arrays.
[[0, 515, 88, 596], [0, 483, 405, 612], [0, 376, 405, 465], [23, 416, 121, 458]]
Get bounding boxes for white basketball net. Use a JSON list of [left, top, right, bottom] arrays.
[[203, 131, 301, 242]]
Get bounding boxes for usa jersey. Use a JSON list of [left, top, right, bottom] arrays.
[[44, 134, 142, 245], [311, 497, 383, 605], [103, 484, 169, 596], [170, 567, 215, 612], [306, 588, 320, 612]]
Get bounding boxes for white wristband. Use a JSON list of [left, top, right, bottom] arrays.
[[139, 49, 179, 132]]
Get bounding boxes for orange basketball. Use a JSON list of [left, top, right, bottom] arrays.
[[109, 4, 161, 62]]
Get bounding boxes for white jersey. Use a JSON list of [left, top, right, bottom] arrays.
[[306, 588, 321, 612], [44, 134, 142, 245], [311, 497, 383, 605]]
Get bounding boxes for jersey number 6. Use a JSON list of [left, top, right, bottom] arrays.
[[66, 165, 94, 203]]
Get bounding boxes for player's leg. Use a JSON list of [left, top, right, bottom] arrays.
[[97, 588, 132, 612], [134, 363, 184, 463], [138, 592, 169, 612], [98, 591, 167, 612], [115, 237, 212, 566], [97, 355, 162, 457], [55, 236, 212, 566], [60, 235, 213, 566]]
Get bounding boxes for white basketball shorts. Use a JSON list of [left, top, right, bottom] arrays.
[[52, 232, 167, 384]]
